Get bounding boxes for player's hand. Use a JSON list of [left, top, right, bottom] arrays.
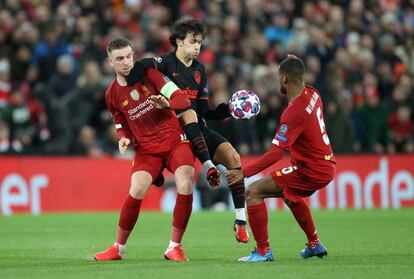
[[225, 169, 244, 185], [149, 95, 170, 109], [118, 137, 131, 154]]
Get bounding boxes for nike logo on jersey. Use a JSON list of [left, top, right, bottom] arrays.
[[172, 72, 180, 77]]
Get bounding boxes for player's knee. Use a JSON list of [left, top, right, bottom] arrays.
[[226, 149, 241, 168], [245, 183, 259, 203], [179, 109, 198, 125], [129, 183, 148, 199], [175, 166, 194, 194], [176, 181, 193, 195]]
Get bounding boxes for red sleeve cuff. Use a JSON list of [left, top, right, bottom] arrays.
[[117, 129, 132, 140]]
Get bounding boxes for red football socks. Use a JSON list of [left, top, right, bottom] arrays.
[[247, 202, 270, 255], [116, 194, 142, 245], [171, 193, 193, 243], [288, 199, 319, 246]]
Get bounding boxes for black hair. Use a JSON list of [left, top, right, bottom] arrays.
[[169, 18, 207, 48], [106, 38, 131, 54], [279, 57, 305, 83]]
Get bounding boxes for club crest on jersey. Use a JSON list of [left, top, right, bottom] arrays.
[[194, 71, 201, 84], [130, 89, 140, 101]]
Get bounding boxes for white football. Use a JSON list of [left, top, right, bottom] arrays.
[[228, 90, 260, 120]]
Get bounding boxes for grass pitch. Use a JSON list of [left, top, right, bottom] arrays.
[[1, 209, 413, 279]]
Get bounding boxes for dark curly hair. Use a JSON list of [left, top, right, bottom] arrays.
[[169, 18, 207, 49]]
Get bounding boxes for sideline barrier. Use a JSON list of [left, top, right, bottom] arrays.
[[0, 155, 413, 215]]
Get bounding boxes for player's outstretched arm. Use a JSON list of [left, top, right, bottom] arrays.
[[197, 99, 231, 120], [149, 93, 190, 110], [225, 145, 285, 185], [145, 68, 191, 110], [126, 58, 156, 86]]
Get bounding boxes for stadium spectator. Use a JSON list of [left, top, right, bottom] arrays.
[[325, 100, 355, 153], [357, 80, 392, 153], [0, 58, 11, 107], [0, 120, 14, 154], [0, 0, 413, 156], [389, 105, 414, 153]]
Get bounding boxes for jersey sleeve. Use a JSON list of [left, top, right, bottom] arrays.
[[198, 64, 208, 100], [152, 56, 167, 73], [105, 87, 133, 140], [145, 68, 180, 99], [272, 107, 305, 150], [126, 58, 155, 86], [243, 145, 285, 177]]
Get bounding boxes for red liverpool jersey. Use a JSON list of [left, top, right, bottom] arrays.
[[105, 68, 183, 154], [272, 85, 336, 178]]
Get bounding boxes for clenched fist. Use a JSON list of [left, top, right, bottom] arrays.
[[118, 137, 131, 154]]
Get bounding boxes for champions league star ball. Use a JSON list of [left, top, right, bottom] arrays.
[[228, 90, 261, 120]]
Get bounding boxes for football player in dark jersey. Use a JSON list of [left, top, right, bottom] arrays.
[[127, 19, 249, 243]]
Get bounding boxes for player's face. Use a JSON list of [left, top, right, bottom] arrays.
[[108, 46, 134, 77], [177, 32, 203, 60]]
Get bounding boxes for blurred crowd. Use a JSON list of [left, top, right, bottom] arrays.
[[1, 0, 414, 157]]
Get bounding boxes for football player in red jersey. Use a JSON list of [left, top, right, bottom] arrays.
[[94, 38, 196, 262], [226, 55, 336, 262]]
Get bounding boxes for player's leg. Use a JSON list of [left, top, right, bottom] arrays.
[[238, 175, 283, 262], [94, 156, 163, 261], [273, 167, 328, 259], [178, 109, 220, 187], [284, 198, 327, 258], [212, 139, 248, 243], [164, 142, 195, 261], [94, 171, 153, 261]]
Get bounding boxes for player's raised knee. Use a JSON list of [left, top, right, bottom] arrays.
[[227, 149, 241, 167], [179, 109, 198, 124], [245, 182, 260, 203]]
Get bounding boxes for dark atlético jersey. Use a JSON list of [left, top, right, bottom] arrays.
[[151, 53, 208, 114], [105, 68, 184, 154], [127, 52, 231, 121], [272, 85, 336, 179]]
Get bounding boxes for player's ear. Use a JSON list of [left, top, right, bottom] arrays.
[[177, 38, 183, 48], [282, 74, 288, 85]]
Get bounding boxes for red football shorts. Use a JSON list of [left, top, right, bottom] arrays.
[[131, 140, 194, 182], [271, 164, 334, 202]]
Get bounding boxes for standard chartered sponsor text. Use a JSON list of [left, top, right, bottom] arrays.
[[128, 99, 154, 120]]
